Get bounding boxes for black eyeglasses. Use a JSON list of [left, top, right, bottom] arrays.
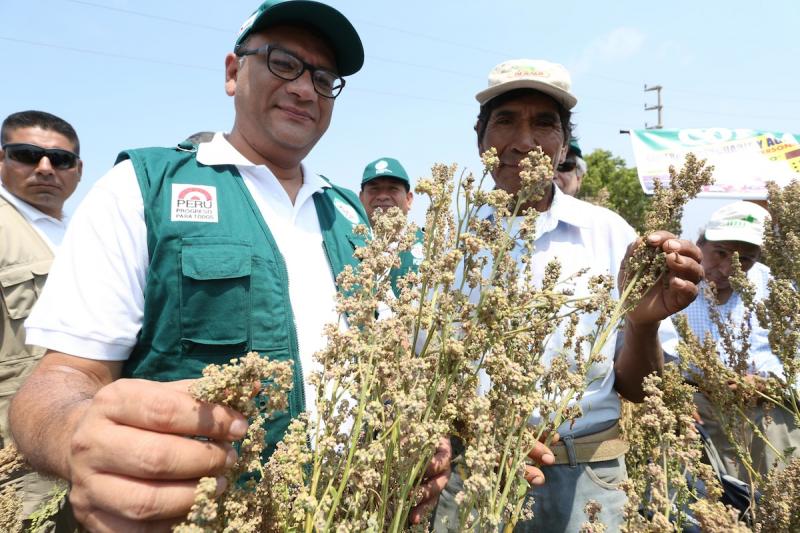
[[1, 143, 80, 170], [557, 160, 577, 173], [235, 44, 345, 99]]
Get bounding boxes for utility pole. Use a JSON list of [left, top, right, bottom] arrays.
[[644, 84, 663, 129]]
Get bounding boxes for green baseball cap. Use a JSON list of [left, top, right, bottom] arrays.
[[568, 138, 582, 158], [235, 0, 364, 77], [361, 157, 410, 189]]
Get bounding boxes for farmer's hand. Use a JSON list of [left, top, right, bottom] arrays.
[[622, 232, 704, 325], [728, 374, 771, 397], [524, 433, 557, 485], [409, 436, 452, 525]]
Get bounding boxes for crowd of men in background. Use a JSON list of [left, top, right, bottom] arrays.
[[0, 0, 797, 531]]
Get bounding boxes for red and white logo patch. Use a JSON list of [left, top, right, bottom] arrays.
[[171, 184, 218, 223]]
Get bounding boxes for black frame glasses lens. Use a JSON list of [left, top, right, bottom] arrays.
[[2, 143, 79, 170], [236, 45, 344, 98], [266, 48, 344, 98]]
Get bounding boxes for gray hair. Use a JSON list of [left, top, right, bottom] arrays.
[[575, 156, 587, 177]]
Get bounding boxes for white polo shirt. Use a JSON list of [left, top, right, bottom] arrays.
[[474, 185, 678, 437], [25, 133, 339, 412], [0, 184, 68, 250]]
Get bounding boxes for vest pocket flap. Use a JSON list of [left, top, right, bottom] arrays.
[[0, 266, 35, 288], [182, 244, 252, 280], [179, 241, 252, 354], [347, 234, 369, 250], [0, 265, 47, 320]]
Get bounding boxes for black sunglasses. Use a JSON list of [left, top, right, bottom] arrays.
[[557, 160, 577, 173], [2, 143, 80, 170]]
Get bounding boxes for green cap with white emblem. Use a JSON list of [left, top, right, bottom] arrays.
[[361, 157, 410, 189], [234, 0, 364, 76]]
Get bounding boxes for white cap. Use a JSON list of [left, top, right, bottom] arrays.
[[475, 59, 577, 109], [704, 201, 770, 247]]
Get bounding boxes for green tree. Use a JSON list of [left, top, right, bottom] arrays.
[[578, 149, 651, 233]]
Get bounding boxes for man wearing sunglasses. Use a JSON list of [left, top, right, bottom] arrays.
[[9, 2, 453, 531], [0, 109, 81, 528], [554, 138, 587, 197]]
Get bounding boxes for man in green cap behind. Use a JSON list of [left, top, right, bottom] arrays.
[[553, 138, 586, 196], [359, 156, 424, 295], [10, 2, 450, 530]]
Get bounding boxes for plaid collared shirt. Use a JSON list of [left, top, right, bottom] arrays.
[[677, 262, 784, 378]]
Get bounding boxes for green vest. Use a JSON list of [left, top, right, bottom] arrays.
[[116, 144, 367, 455], [390, 228, 425, 296]]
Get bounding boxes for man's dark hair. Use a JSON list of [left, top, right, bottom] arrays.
[[183, 131, 215, 145], [696, 232, 707, 247], [474, 88, 573, 146], [1, 110, 80, 155]]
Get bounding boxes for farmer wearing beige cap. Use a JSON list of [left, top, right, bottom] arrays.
[[433, 59, 704, 531], [679, 201, 800, 480]]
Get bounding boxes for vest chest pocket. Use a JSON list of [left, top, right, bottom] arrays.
[[0, 266, 48, 321], [180, 242, 252, 356], [348, 233, 368, 252]]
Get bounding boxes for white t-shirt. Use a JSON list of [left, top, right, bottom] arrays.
[[0, 185, 68, 251], [25, 133, 340, 415], [474, 185, 679, 437]]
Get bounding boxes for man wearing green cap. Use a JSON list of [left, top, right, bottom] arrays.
[[10, 2, 449, 530], [553, 138, 587, 196], [359, 157, 424, 295]]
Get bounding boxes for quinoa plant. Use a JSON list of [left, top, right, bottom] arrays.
[[178, 152, 718, 532], [0, 444, 25, 533]]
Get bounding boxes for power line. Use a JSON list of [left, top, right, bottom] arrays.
[[0, 35, 473, 109], [64, 0, 231, 33], [668, 105, 800, 122], [58, 0, 483, 82], [668, 87, 800, 105], [62, 0, 510, 58], [6, 35, 798, 124], [581, 73, 639, 87], [349, 18, 512, 58], [366, 56, 482, 80], [0, 36, 217, 72], [348, 88, 473, 107], [57, 0, 800, 107]]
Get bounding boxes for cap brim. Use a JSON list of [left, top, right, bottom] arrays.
[[245, 1, 364, 76], [704, 228, 763, 247], [362, 175, 410, 186], [476, 79, 577, 109]]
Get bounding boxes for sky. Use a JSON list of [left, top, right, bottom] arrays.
[[3, 0, 800, 238]]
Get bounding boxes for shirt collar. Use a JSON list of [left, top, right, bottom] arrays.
[[0, 184, 66, 224], [195, 132, 330, 192], [478, 183, 593, 238], [546, 184, 593, 229]]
